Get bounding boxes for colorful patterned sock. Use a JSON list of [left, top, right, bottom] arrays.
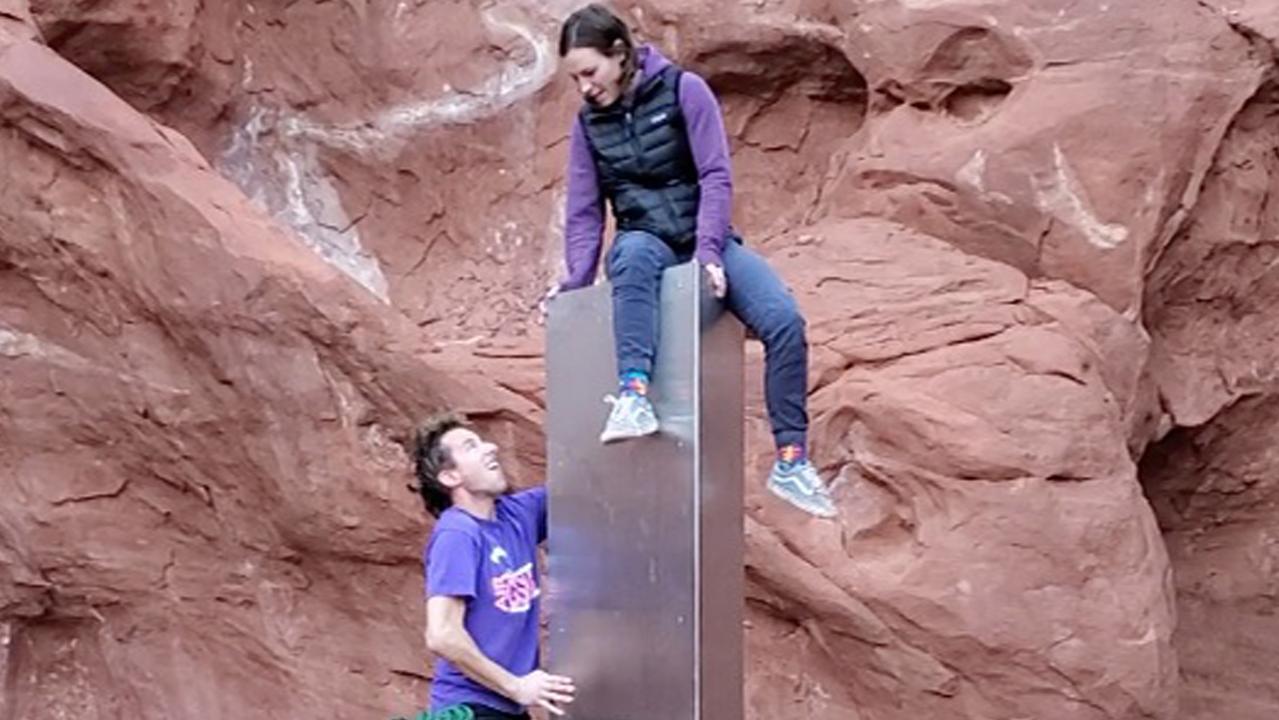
[[619, 369, 650, 397], [777, 443, 807, 469]]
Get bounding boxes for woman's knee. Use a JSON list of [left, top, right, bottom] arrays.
[[758, 302, 806, 346], [607, 232, 668, 279]]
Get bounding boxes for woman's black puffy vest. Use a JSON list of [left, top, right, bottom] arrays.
[[580, 64, 701, 248]]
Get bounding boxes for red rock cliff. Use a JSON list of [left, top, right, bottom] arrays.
[[3, 0, 1278, 718]]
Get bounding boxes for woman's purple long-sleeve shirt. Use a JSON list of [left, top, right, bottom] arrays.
[[560, 45, 734, 290]]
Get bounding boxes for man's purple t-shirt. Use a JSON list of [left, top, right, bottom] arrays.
[[425, 487, 547, 714]]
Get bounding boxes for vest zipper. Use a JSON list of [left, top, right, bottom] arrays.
[[628, 106, 686, 247], [625, 111, 643, 172]]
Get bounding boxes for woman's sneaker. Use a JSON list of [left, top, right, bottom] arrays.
[[766, 460, 838, 518], [599, 393, 659, 443]]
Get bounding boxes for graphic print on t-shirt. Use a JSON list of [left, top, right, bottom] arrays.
[[489, 544, 539, 614]]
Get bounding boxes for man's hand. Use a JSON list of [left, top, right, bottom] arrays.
[[510, 669, 576, 716], [704, 263, 727, 299]]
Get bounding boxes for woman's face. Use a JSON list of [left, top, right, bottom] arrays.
[[563, 46, 627, 108]]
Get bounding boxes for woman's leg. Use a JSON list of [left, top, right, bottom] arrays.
[[606, 230, 679, 378], [720, 240, 808, 449], [601, 230, 678, 442], [721, 240, 836, 517]]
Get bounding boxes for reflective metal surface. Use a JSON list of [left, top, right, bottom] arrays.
[[695, 281, 745, 720], [547, 262, 743, 720]]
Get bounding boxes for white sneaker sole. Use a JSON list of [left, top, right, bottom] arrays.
[[767, 480, 838, 518], [599, 420, 659, 444]]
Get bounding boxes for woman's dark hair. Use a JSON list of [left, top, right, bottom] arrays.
[[559, 3, 636, 65], [411, 413, 466, 517]]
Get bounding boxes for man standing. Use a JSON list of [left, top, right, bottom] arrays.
[[411, 414, 576, 719]]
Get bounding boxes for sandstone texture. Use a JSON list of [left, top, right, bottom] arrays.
[[3, 0, 1279, 718]]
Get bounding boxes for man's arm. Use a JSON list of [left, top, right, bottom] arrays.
[[423, 530, 519, 700], [506, 486, 548, 544], [425, 596, 520, 698], [425, 597, 576, 715]]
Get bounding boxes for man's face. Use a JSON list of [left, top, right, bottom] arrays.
[[439, 427, 508, 499], [564, 46, 627, 108]]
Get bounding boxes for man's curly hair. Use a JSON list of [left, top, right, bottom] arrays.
[[410, 412, 466, 517]]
